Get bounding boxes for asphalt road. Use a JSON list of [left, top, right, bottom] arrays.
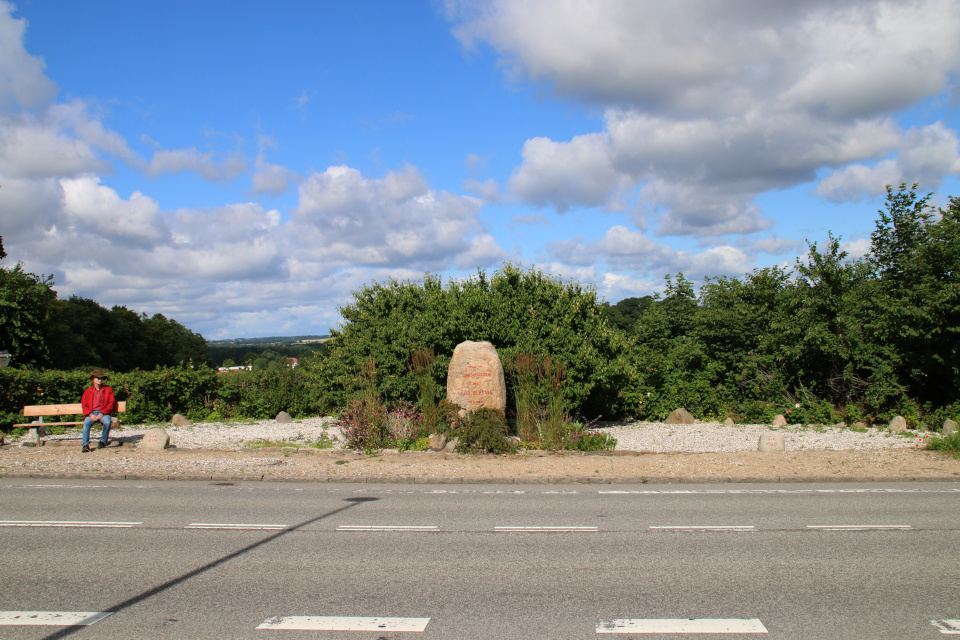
[[1, 480, 958, 639]]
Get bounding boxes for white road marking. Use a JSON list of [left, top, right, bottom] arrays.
[[0, 611, 113, 626], [495, 526, 598, 532], [337, 525, 439, 531], [807, 525, 912, 531], [932, 620, 960, 634], [597, 618, 768, 634], [185, 523, 286, 530], [0, 520, 140, 528], [257, 616, 429, 631], [650, 525, 755, 531]]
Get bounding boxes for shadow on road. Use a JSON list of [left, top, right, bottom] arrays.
[[41, 496, 380, 640]]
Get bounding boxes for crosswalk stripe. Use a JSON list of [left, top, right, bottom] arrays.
[[337, 525, 439, 531], [932, 620, 960, 634], [0, 611, 113, 626], [256, 616, 430, 631], [650, 525, 755, 531], [0, 521, 140, 528], [807, 525, 912, 531], [597, 618, 768, 634], [185, 523, 286, 530], [495, 526, 598, 532]]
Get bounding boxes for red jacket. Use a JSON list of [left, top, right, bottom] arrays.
[[81, 385, 117, 417]]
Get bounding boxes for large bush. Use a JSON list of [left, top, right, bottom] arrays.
[[321, 263, 632, 416]]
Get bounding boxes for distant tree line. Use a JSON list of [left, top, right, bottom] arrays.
[[0, 242, 207, 372]]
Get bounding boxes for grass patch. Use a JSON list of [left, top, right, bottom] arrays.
[[926, 431, 960, 454]]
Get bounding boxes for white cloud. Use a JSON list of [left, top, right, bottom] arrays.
[[293, 164, 504, 269], [450, 0, 960, 236], [145, 147, 247, 181], [0, 1, 57, 108], [816, 122, 960, 201], [61, 175, 169, 246]]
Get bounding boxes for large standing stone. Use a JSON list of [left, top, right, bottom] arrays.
[[888, 415, 908, 432], [772, 414, 788, 427], [141, 428, 170, 452], [171, 413, 192, 427], [665, 408, 695, 424], [758, 432, 786, 452], [446, 341, 507, 415], [943, 419, 958, 436]]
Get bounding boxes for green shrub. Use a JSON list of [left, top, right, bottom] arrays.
[[926, 431, 960, 453], [454, 408, 516, 454], [567, 431, 618, 452]]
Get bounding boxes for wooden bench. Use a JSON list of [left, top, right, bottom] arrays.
[[14, 402, 127, 440]]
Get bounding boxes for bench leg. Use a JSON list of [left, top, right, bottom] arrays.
[[23, 428, 41, 447]]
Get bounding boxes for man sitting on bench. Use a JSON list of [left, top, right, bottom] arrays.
[[81, 369, 117, 452]]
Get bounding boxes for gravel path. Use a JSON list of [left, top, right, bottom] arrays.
[[29, 417, 923, 452]]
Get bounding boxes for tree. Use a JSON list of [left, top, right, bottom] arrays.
[[0, 263, 56, 368]]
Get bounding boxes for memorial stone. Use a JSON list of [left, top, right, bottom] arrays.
[[446, 341, 507, 415]]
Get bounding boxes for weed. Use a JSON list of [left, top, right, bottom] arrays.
[[334, 459, 349, 465], [926, 431, 960, 453], [567, 430, 618, 452], [454, 408, 516, 454]]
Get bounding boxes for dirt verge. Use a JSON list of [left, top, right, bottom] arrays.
[[1, 444, 958, 483]]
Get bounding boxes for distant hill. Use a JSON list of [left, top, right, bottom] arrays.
[[207, 335, 330, 347]]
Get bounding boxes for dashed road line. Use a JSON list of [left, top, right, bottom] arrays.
[[0, 611, 113, 626], [495, 526, 599, 532], [185, 523, 287, 530], [257, 616, 430, 631], [807, 524, 912, 531], [932, 620, 960, 634], [597, 618, 768, 634], [337, 525, 439, 531], [0, 520, 140, 528], [650, 525, 756, 532]]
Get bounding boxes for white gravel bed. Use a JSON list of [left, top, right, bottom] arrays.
[[37, 416, 344, 450], [595, 421, 923, 452], [29, 417, 923, 452]]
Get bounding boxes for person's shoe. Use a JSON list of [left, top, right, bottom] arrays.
[[97, 441, 108, 449], [81, 445, 90, 453]]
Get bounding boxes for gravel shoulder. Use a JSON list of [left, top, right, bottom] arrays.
[[2, 417, 958, 483]]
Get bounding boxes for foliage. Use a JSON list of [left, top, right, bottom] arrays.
[[567, 430, 618, 452], [324, 263, 627, 415], [506, 351, 538, 441], [453, 408, 516, 454], [0, 263, 56, 368], [925, 431, 960, 453]]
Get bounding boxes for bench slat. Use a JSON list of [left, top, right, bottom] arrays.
[[23, 401, 127, 417]]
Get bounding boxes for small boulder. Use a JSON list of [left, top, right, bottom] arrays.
[[758, 432, 786, 452], [888, 415, 908, 432], [443, 436, 459, 453], [275, 411, 293, 423], [943, 419, 958, 437], [665, 408, 695, 424], [429, 433, 447, 452], [853, 421, 869, 429], [171, 413, 192, 427], [772, 414, 788, 427], [723, 417, 735, 426], [140, 428, 170, 452]]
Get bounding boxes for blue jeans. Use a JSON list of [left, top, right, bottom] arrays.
[[82, 414, 113, 446]]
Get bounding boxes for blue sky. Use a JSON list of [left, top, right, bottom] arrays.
[[2, 0, 958, 339]]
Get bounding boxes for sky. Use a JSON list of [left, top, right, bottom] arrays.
[[1, 0, 959, 340]]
